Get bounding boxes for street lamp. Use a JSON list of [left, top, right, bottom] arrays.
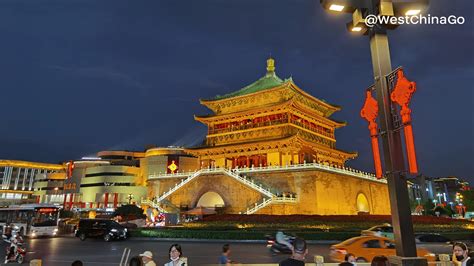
[[127, 193, 134, 205], [320, 0, 430, 264]]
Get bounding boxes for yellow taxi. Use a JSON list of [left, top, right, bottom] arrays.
[[329, 236, 436, 262]]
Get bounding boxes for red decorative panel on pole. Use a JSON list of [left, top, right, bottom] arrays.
[[104, 193, 109, 208], [68, 193, 74, 210], [361, 90, 383, 178], [391, 69, 418, 174], [63, 193, 68, 209]]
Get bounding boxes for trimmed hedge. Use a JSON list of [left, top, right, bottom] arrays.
[[130, 215, 474, 241], [130, 228, 472, 241]]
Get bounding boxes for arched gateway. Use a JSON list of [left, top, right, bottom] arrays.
[[196, 191, 225, 208]]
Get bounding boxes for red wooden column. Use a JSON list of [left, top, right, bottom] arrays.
[[68, 194, 74, 210], [63, 193, 68, 209], [113, 193, 118, 208], [104, 193, 109, 208]]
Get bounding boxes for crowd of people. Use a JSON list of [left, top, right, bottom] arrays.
[[334, 242, 473, 266], [64, 239, 474, 266], [116, 239, 472, 266]]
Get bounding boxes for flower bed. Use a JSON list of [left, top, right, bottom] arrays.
[[129, 215, 474, 240]]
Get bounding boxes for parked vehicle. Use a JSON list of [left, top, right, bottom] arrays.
[[361, 223, 394, 239], [465, 212, 474, 221], [415, 233, 473, 256], [330, 236, 436, 263], [75, 219, 127, 242], [415, 233, 451, 244]]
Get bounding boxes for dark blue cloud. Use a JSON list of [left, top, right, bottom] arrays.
[[0, 0, 472, 182]]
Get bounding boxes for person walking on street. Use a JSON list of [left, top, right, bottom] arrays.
[[218, 243, 233, 265], [140, 251, 157, 266], [453, 242, 472, 266], [279, 237, 307, 266], [165, 244, 187, 266], [345, 253, 357, 266]]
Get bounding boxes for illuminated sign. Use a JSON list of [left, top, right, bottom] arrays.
[[64, 183, 77, 190], [168, 160, 178, 174], [37, 208, 57, 213]]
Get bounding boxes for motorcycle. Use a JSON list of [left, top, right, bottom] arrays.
[[265, 232, 295, 255], [3, 233, 26, 264]]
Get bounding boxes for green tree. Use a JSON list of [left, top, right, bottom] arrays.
[[113, 205, 146, 220], [423, 199, 435, 215], [433, 206, 452, 217], [461, 190, 474, 211]]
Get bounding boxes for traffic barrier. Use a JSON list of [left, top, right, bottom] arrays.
[[30, 259, 42, 266], [119, 247, 131, 266]]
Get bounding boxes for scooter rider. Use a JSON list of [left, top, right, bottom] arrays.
[[3, 223, 12, 239], [4, 229, 23, 263], [276, 231, 293, 250]]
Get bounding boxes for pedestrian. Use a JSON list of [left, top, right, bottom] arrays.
[[218, 243, 232, 265], [345, 253, 357, 265], [165, 244, 187, 266], [339, 262, 354, 266], [139, 251, 157, 266], [371, 256, 389, 266], [71, 261, 83, 266], [129, 256, 144, 266], [3, 223, 12, 239], [453, 242, 472, 266], [279, 237, 307, 266]]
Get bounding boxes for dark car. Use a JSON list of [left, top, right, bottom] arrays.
[[415, 233, 451, 244], [75, 219, 128, 242]]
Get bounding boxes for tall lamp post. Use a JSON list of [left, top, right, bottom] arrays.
[[319, 0, 429, 264]]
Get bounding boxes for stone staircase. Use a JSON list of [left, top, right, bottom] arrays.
[[146, 167, 297, 215]]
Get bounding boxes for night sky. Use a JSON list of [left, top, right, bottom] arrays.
[[0, 1, 472, 182]]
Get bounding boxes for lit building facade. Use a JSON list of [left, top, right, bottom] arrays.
[[144, 59, 391, 215], [0, 160, 64, 206], [62, 152, 148, 210], [34, 172, 67, 204], [409, 175, 470, 207]]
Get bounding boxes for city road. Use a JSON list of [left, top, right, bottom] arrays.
[[8, 237, 467, 265], [18, 237, 331, 265]]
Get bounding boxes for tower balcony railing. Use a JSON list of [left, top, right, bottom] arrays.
[[208, 118, 288, 135], [148, 163, 386, 184], [237, 162, 386, 184], [290, 120, 333, 138], [208, 119, 334, 139]]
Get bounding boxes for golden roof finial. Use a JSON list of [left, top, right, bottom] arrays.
[[266, 57, 275, 73]]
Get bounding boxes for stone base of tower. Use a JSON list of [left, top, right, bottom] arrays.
[[149, 168, 390, 215]]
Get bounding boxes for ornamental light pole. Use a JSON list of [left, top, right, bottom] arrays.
[[319, 0, 429, 264]]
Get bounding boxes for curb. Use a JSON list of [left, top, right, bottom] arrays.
[[128, 237, 339, 244]]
